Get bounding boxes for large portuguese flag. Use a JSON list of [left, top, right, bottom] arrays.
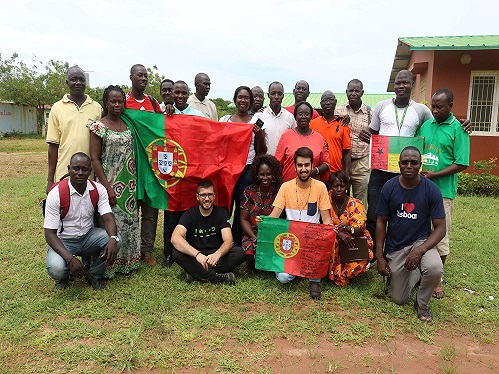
[[121, 109, 253, 211], [255, 216, 336, 278], [370, 135, 424, 172]]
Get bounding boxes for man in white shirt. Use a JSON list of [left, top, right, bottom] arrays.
[[44, 153, 119, 290], [257, 81, 296, 156]]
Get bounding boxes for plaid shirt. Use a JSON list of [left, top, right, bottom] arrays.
[[335, 102, 373, 159]]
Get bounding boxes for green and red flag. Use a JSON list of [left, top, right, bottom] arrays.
[[121, 109, 253, 211], [255, 216, 336, 278], [370, 135, 424, 172]]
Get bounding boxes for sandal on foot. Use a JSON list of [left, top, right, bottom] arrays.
[[432, 285, 445, 299], [414, 301, 432, 322]]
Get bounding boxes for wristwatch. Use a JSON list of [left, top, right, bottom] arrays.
[[110, 235, 120, 243], [350, 226, 355, 235]]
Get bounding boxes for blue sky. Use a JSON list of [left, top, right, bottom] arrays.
[[2, 0, 498, 99]]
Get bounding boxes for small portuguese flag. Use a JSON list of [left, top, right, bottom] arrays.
[[121, 109, 253, 211], [255, 216, 336, 278], [370, 135, 424, 172]]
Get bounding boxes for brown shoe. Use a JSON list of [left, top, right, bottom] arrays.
[[142, 252, 157, 266]]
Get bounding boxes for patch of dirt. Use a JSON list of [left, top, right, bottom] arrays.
[[169, 332, 498, 373], [0, 152, 46, 181]]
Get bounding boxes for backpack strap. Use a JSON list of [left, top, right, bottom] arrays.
[[88, 180, 99, 212], [148, 95, 158, 112], [58, 179, 71, 219], [366, 105, 371, 125]]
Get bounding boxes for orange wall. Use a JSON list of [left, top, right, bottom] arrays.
[[409, 50, 499, 175], [470, 136, 499, 176]]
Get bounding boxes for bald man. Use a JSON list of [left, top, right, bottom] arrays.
[[187, 72, 218, 120]]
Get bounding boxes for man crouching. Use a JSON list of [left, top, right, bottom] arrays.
[[376, 146, 445, 322], [44, 152, 119, 290]]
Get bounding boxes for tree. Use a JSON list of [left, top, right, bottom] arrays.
[[212, 97, 237, 119], [0, 53, 69, 132], [0, 53, 165, 132]]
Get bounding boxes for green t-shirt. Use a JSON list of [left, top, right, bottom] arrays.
[[417, 113, 470, 199]]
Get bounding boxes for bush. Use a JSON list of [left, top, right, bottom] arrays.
[[458, 172, 499, 197]]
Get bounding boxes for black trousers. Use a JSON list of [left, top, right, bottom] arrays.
[[163, 210, 185, 258], [172, 246, 245, 282]]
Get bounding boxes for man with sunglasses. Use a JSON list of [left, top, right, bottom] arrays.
[[375, 146, 446, 322], [171, 180, 245, 284]]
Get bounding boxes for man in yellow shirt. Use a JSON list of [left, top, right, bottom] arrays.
[[46, 66, 102, 193]]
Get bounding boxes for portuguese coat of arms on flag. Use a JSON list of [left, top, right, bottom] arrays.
[[121, 109, 253, 211], [369, 135, 424, 172], [256, 216, 336, 278]]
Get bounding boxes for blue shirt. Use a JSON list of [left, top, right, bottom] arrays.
[[377, 176, 445, 252]]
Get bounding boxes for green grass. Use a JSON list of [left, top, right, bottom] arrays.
[[0, 138, 498, 373]]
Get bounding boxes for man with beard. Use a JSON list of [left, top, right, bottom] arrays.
[[187, 72, 218, 120], [335, 79, 372, 206], [171, 180, 244, 284], [376, 146, 445, 322], [257, 81, 296, 156], [310, 90, 351, 176], [285, 80, 320, 119], [267, 147, 332, 299], [126, 64, 163, 266]]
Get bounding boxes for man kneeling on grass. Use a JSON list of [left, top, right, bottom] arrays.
[[44, 152, 120, 290], [376, 147, 445, 322], [171, 179, 245, 284]]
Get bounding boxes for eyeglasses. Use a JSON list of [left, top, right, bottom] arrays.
[[197, 193, 215, 199], [400, 160, 420, 166], [321, 98, 336, 104]]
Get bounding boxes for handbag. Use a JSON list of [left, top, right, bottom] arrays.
[[339, 236, 370, 262]]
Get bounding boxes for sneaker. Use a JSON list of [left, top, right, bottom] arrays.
[[55, 279, 69, 290], [185, 272, 194, 283], [212, 272, 236, 285], [309, 282, 321, 299], [142, 252, 157, 266], [86, 275, 106, 291]]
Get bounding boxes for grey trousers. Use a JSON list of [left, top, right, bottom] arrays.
[[386, 239, 443, 310]]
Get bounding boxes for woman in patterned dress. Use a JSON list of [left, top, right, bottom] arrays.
[[88, 85, 141, 277], [327, 170, 373, 286], [240, 154, 282, 270]]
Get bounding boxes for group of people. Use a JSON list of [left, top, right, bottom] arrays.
[[43, 64, 470, 322]]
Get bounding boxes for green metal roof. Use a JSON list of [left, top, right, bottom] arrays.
[[263, 93, 394, 110], [399, 35, 499, 50]]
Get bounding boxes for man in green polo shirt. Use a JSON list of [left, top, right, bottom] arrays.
[[417, 88, 470, 299]]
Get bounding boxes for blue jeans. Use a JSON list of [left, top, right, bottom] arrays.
[[366, 169, 398, 247], [46, 227, 115, 281], [275, 273, 321, 283]]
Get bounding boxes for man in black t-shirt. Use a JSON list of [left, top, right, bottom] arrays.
[[171, 180, 245, 284]]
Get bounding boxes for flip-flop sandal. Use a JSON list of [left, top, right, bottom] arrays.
[[414, 301, 433, 322]]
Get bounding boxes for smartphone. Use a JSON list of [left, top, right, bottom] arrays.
[[256, 118, 264, 128]]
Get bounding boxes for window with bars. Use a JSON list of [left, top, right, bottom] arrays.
[[467, 71, 499, 135]]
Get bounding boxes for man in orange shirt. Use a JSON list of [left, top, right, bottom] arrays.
[[310, 91, 351, 177]]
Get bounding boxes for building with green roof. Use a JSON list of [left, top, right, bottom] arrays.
[[387, 35, 499, 175]]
